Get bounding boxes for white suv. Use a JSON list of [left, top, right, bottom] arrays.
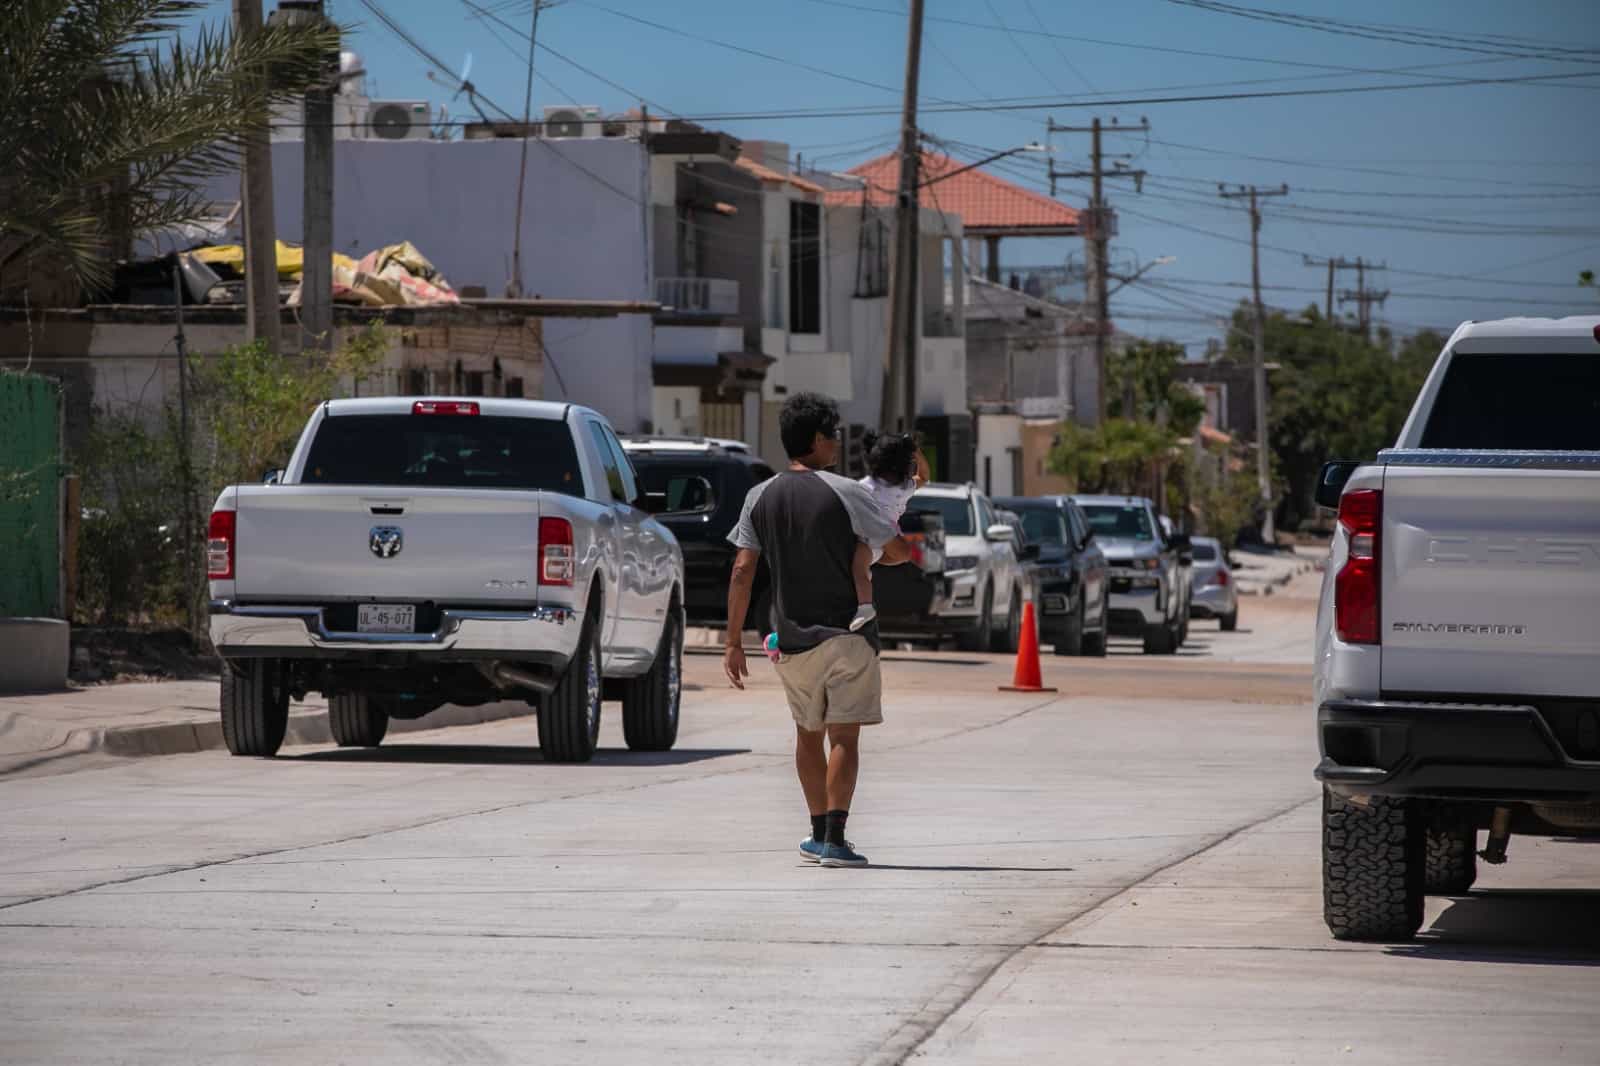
[[906, 483, 1024, 652]]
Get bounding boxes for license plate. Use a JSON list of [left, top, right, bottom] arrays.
[[357, 603, 416, 634]]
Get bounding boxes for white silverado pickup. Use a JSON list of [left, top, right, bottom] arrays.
[[207, 397, 685, 763], [1314, 315, 1600, 940]]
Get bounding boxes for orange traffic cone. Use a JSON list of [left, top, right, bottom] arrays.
[[1000, 600, 1056, 693]]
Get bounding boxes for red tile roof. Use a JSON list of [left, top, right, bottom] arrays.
[[735, 155, 824, 195], [824, 150, 1080, 234]]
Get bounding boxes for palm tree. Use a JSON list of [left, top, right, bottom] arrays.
[[0, 0, 340, 301]]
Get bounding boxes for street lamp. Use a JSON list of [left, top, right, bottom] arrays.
[[1106, 255, 1175, 298], [919, 142, 1050, 189]]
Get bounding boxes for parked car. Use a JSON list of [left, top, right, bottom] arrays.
[[1313, 314, 1600, 942], [620, 436, 775, 631], [207, 397, 686, 764], [1072, 494, 1190, 654], [1187, 536, 1238, 631], [893, 482, 1024, 652], [995, 495, 1110, 656]]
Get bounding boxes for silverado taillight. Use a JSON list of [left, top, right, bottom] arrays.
[[207, 509, 236, 580], [1334, 488, 1381, 644], [412, 400, 479, 416], [1215, 568, 1229, 587], [539, 516, 574, 587]]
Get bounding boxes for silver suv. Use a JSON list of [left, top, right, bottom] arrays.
[[906, 483, 1024, 652], [1072, 495, 1189, 654]]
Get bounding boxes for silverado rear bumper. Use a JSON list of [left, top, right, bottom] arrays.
[[1317, 698, 1600, 802], [208, 599, 581, 665]]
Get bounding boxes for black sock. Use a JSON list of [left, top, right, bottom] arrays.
[[810, 814, 827, 843], [825, 809, 849, 847]]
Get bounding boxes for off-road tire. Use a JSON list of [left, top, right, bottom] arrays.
[[1054, 597, 1086, 656], [1081, 592, 1109, 657], [1424, 812, 1478, 895], [539, 620, 602, 763], [959, 585, 995, 653], [622, 609, 682, 752], [220, 658, 289, 757], [329, 691, 389, 748], [1220, 608, 1239, 632], [1323, 786, 1425, 941]]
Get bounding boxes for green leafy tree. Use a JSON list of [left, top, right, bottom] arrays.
[[1, 0, 340, 297], [1107, 339, 1206, 436]]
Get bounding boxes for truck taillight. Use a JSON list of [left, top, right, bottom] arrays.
[[1334, 488, 1381, 644], [539, 516, 574, 586], [412, 400, 479, 416], [1216, 568, 1229, 587], [207, 509, 236, 580]]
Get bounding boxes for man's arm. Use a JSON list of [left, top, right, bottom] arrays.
[[724, 548, 758, 688], [878, 535, 912, 565]]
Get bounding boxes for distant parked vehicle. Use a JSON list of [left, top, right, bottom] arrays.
[[994, 495, 1109, 656], [620, 436, 775, 631], [1072, 494, 1190, 654], [894, 483, 1024, 652], [1187, 536, 1239, 631]]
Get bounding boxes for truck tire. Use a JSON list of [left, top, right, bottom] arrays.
[[1220, 608, 1239, 632], [623, 609, 681, 752], [220, 658, 289, 757], [539, 620, 602, 763], [1054, 598, 1085, 656], [1142, 618, 1177, 654], [1424, 811, 1478, 894], [1322, 786, 1425, 941], [329, 691, 388, 748], [1081, 592, 1109, 657]]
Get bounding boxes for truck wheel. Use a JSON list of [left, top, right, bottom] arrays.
[[1081, 592, 1109, 657], [220, 658, 289, 757], [998, 589, 1023, 654], [958, 585, 994, 653], [1322, 786, 1425, 941], [1055, 598, 1085, 656], [1424, 811, 1478, 894], [329, 691, 388, 748], [539, 621, 602, 763], [1142, 619, 1176, 654], [623, 609, 681, 752], [1220, 608, 1239, 632]]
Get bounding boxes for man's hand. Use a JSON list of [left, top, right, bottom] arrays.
[[724, 643, 749, 689], [878, 534, 913, 566]]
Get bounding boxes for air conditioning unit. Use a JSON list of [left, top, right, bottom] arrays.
[[365, 99, 432, 141], [542, 104, 603, 139]]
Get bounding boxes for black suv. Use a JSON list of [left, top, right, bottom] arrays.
[[621, 438, 774, 631], [994, 495, 1110, 656]]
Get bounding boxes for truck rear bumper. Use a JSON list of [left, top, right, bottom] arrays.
[[1317, 698, 1600, 802], [208, 599, 581, 664]]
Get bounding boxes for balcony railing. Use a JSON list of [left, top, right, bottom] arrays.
[[655, 276, 739, 317]]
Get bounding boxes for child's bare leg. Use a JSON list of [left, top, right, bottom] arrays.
[[849, 541, 877, 631]]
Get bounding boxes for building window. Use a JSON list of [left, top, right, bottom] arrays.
[[789, 201, 821, 335], [855, 215, 888, 299], [465, 371, 486, 397], [405, 367, 427, 395], [765, 241, 784, 329], [506, 377, 525, 398]]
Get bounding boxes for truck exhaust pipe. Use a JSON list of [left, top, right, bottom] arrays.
[[478, 661, 556, 695], [1479, 806, 1513, 865]]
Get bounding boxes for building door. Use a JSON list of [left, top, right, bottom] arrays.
[[701, 401, 743, 442]]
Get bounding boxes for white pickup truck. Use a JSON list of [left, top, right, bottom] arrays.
[[1314, 315, 1600, 940], [206, 397, 685, 763]]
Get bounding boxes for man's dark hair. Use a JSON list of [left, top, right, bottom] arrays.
[[779, 392, 840, 459], [862, 431, 918, 485]]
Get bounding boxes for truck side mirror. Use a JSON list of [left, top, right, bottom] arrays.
[[1315, 460, 1361, 510], [262, 468, 284, 485]]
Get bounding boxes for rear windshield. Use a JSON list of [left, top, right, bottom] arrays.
[[1081, 503, 1154, 541], [1192, 542, 1218, 561], [909, 495, 975, 536], [301, 414, 582, 492], [1016, 509, 1067, 545], [1421, 353, 1600, 450]]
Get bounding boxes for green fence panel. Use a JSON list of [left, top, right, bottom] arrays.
[[0, 372, 61, 617]]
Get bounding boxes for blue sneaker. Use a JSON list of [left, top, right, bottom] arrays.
[[819, 841, 869, 868], [798, 837, 825, 863]]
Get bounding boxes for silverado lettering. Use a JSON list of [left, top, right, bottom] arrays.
[[1391, 621, 1527, 636]]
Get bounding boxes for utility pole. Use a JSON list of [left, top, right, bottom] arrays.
[[1221, 183, 1288, 546], [173, 258, 198, 641], [882, 0, 925, 432], [273, 0, 337, 350], [1338, 257, 1389, 339], [1048, 117, 1147, 424], [507, 0, 549, 298], [233, 0, 281, 353]]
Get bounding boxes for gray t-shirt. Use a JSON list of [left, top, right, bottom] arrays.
[[729, 469, 900, 654]]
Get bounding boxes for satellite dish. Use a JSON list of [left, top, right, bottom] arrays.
[[544, 107, 584, 138]]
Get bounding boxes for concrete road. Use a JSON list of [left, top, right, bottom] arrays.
[[3, 590, 1596, 1064]]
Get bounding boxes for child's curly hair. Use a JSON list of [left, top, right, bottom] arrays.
[[862, 431, 919, 485]]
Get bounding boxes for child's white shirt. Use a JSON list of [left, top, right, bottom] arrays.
[[857, 475, 917, 562]]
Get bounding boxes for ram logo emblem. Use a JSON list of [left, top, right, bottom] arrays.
[[369, 526, 403, 559]]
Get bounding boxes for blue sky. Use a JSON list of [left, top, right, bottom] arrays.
[[193, 0, 1600, 349]]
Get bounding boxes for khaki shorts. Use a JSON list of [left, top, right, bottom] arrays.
[[773, 634, 884, 732]]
